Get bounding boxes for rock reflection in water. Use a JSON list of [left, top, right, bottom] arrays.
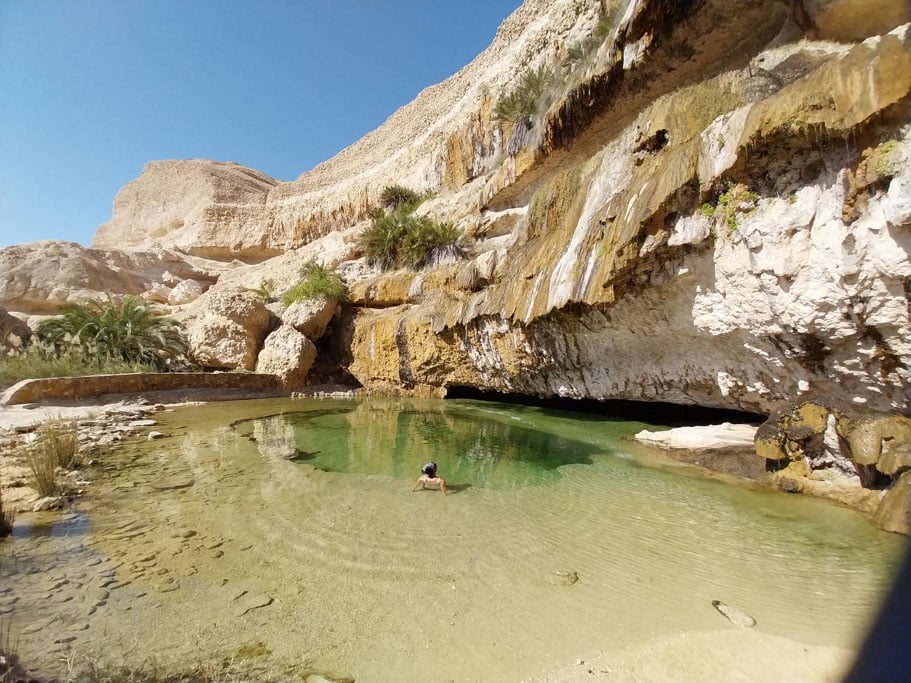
[[234, 399, 598, 488]]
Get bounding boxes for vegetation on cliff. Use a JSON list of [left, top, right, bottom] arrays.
[[360, 202, 464, 271], [281, 261, 348, 306]]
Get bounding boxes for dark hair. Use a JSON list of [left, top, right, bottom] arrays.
[[421, 461, 437, 477]]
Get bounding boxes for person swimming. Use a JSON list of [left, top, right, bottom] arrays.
[[413, 461, 447, 495]]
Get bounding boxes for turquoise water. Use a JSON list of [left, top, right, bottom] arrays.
[[231, 399, 626, 487], [2, 397, 905, 683]]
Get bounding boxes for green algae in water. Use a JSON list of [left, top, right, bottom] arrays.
[[231, 398, 645, 488]]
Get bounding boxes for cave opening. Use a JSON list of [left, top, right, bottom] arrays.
[[444, 385, 765, 427]]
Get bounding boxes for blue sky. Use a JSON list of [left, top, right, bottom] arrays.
[[0, 0, 521, 248]]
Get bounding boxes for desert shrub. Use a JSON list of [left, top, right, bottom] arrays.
[[36, 296, 188, 371], [281, 262, 347, 307], [360, 206, 465, 271], [493, 64, 555, 123], [379, 185, 422, 211], [564, 37, 596, 67], [24, 421, 80, 497]]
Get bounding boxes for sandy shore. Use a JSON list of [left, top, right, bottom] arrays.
[[535, 629, 853, 683]]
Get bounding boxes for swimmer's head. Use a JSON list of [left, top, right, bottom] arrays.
[[421, 461, 437, 477]]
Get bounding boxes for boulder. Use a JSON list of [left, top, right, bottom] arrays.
[[168, 279, 207, 305], [281, 298, 337, 340], [187, 315, 259, 370], [873, 470, 911, 535], [255, 325, 317, 388]]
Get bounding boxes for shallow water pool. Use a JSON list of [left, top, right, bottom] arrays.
[[1, 397, 904, 682]]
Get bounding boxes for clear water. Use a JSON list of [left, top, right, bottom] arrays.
[[1, 397, 905, 683]]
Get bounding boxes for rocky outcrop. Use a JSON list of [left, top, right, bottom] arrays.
[[0, 241, 222, 315], [0, 307, 31, 350], [755, 399, 911, 532], [183, 288, 272, 370], [92, 160, 279, 258], [281, 298, 337, 341]]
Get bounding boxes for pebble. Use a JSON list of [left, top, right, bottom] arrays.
[[53, 635, 77, 644]]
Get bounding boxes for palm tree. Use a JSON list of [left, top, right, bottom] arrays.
[[37, 295, 188, 371]]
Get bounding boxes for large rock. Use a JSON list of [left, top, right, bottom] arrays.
[[281, 298, 337, 341], [0, 307, 32, 350], [185, 288, 272, 370], [92, 160, 279, 258], [255, 325, 317, 388]]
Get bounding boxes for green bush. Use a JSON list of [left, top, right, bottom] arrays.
[[379, 185, 422, 211], [493, 64, 555, 123], [36, 296, 188, 371], [359, 205, 465, 271], [281, 262, 347, 307]]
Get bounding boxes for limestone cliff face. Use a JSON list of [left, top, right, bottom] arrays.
[[341, 0, 911, 416], [4, 0, 910, 422]]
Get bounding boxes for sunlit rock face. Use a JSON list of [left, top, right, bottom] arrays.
[[2, 0, 909, 422], [343, 6, 911, 417]]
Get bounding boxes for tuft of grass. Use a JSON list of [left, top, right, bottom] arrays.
[[702, 183, 758, 235], [493, 64, 555, 124], [281, 262, 347, 307], [379, 185, 423, 211], [25, 421, 80, 497]]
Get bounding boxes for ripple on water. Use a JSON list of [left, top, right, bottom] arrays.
[[2, 397, 904, 683]]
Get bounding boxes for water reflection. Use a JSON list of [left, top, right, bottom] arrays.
[[232, 399, 600, 488]]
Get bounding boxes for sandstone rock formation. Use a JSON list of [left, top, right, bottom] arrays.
[[255, 325, 317, 388], [282, 298, 337, 341], [183, 288, 272, 370]]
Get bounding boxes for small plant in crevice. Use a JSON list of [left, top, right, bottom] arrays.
[[563, 37, 597, 68], [251, 278, 275, 302], [281, 262, 347, 307], [874, 139, 902, 179], [700, 182, 758, 235]]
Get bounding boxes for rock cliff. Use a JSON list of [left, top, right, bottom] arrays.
[[3, 0, 910, 416]]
